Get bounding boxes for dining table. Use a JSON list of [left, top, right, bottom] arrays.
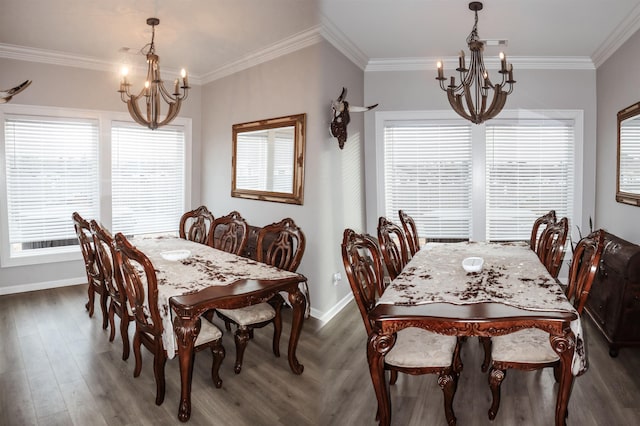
[[368, 241, 582, 426], [131, 235, 308, 422]]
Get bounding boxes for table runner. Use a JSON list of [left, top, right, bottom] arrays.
[[131, 235, 302, 358], [377, 241, 586, 375]]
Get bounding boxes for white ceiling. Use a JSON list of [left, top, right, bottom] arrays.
[[2, 0, 640, 84]]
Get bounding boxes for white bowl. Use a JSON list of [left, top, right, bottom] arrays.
[[161, 249, 191, 261], [462, 257, 484, 273]]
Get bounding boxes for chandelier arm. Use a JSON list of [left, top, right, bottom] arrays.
[[461, 83, 478, 122], [485, 88, 506, 120], [159, 102, 182, 127], [448, 89, 474, 122], [127, 100, 151, 128]]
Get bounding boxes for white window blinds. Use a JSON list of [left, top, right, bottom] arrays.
[[486, 120, 574, 241], [384, 122, 473, 239], [111, 122, 185, 236], [4, 115, 99, 254]]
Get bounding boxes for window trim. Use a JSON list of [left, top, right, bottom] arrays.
[[0, 104, 192, 268], [373, 109, 584, 243]]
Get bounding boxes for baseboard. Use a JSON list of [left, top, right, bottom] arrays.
[[0, 277, 86, 296], [311, 292, 354, 327]]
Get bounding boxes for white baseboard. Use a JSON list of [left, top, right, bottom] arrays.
[[311, 292, 354, 327], [0, 277, 86, 296]]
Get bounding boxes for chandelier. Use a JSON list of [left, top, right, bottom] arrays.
[[118, 18, 190, 130], [436, 2, 515, 124], [0, 80, 31, 104]]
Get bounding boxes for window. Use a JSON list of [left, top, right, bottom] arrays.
[[384, 121, 472, 239], [486, 120, 574, 241], [2, 114, 99, 261], [378, 111, 581, 243], [0, 106, 191, 267], [112, 122, 185, 236]]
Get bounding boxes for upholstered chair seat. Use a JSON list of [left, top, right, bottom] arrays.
[[491, 328, 559, 364], [195, 320, 223, 344], [217, 303, 275, 327], [386, 328, 459, 368]]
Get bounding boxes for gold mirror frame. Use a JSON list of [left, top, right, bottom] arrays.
[[617, 102, 640, 206], [232, 114, 306, 205]]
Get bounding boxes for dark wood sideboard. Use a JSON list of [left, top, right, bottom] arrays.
[[584, 231, 640, 357]]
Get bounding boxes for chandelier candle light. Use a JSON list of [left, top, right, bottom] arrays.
[[436, 2, 515, 124], [118, 17, 190, 130]]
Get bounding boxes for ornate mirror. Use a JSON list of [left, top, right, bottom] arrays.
[[617, 103, 640, 206], [232, 114, 306, 205]]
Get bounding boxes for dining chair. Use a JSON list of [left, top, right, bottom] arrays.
[[377, 216, 410, 280], [208, 210, 249, 255], [341, 228, 462, 426], [398, 210, 420, 256], [114, 232, 225, 406], [486, 229, 605, 421], [72, 212, 108, 329], [179, 205, 214, 245], [537, 216, 569, 278], [529, 210, 557, 252], [91, 220, 131, 360], [216, 218, 306, 374]]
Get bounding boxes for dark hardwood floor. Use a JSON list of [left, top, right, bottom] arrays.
[[2, 284, 640, 425]]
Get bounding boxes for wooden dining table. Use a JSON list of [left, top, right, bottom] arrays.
[[368, 241, 582, 426], [131, 235, 308, 422]]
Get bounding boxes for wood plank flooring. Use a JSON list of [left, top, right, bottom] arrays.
[[2, 284, 640, 425]]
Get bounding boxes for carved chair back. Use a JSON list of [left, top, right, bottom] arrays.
[[91, 221, 122, 300], [538, 217, 568, 278], [208, 211, 249, 255], [72, 212, 101, 284], [114, 232, 163, 339], [398, 210, 420, 256], [341, 229, 386, 335], [566, 229, 605, 315], [377, 216, 410, 280], [530, 210, 557, 252], [256, 218, 306, 272], [179, 205, 214, 245]]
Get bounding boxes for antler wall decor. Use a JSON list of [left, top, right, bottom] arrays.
[[0, 80, 32, 104], [330, 87, 377, 149]]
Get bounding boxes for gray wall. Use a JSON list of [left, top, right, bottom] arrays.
[[199, 40, 365, 320], [596, 29, 640, 244], [363, 68, 598, 239], [0, 58, 203, 292]]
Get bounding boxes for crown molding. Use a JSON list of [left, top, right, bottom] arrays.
[[592, 3, 640, 68], [0, 43, 204, 85], [366, 56, 595, 72], [200, 26, 324, 83], [320, 15, 369, 71]]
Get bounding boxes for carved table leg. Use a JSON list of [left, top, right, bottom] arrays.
[[173, 315, 201, 422], [552, 331, 575, 426], [287, 288, 306, 374], [368, 331, 395, 426]]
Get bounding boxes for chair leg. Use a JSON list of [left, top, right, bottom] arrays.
[[211, 340, 225, 388], [480, 337, 492, 372], [133, 332, 143, 377], [488, 367, 506, 420], [153, 349, 167, 406], [99, 289, 109, 330], [108, 302, 116, 342], [224, 319, 232, 332], [272, 311, 282, 358], [86, 284, 95, 317], [120, 314, 130, 361], [438, 372, 457, 426], [389, 370, 398, 385], [233, 326, 250, 374]]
